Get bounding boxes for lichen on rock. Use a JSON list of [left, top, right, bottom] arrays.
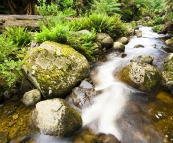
[[22, 41, 90, 99], [117, 62, 161, 92]]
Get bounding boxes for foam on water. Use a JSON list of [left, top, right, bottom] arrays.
[[82, 58, 135, 140]]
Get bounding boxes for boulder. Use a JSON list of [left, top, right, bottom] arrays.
[[165, 38, 173, 46], [32, 98, 82, 137], [135, 30, 142, 37], [22, 41, 90, 99], [112, 42, 125, 52], [162, 71, 173, 94], [161, 53, 173, 93], [116, 37, 129, 45], [96, 33, 114, 49], [117, 62, 161, 92], [66, 80, 98, 109], [22, 89, 41, 106], [130, 55, 153, 64]]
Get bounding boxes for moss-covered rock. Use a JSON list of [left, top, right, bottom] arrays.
[[130, 55, 153, 64], [22, 41, 90, 99], [161, 53, 173, 93], [165, 38, 173, 46], [117, 62, 161, 92], [32, 98, 82, 137]]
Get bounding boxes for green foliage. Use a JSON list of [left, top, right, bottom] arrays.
[[35, 24, 70, 43], [152, 25, 163, 33], [91, 0, 121, 16], [148, 17, 165, 26], [0, 35, 26, 90], [164, 12, 173, 22], [35, 17, 97, 61], [36, 0, 59, 16], [3, 27, 32, 47], [153, 17, 164, 25], [68, 30, 96, 61], [69, 14, 127, 39]]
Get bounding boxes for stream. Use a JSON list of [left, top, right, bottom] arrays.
[[1, 26, 173, 143]]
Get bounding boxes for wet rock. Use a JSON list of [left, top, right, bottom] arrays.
[[133, 44, 145, 48], [135, 30, 142, 37], [112, 42, 125, 52], [22, 89, 41, 106], [117, 62, 161, 92], [161, 46, 173, 53], [80, 80, 93, 89], [162, 53, 173, 93], [97, 133, 121, 143], [116, 37, 129, 45], [66, 80, 97, 109], [161, 71, 173, 93], [96, 33, 114, 49], [71, 128, 120, 143], [32, 98, 82, 137], [0, 131, 9, 143], [66, 87, 97, 109], [130, 55, 153, 64], [22, 41, 90, 99], [165, 38, 173, 46]]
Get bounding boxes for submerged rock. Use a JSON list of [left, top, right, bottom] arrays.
[[22, 41, 90, 99], [130, 55, 153, 64], [71, 128, 120, 143], [32, 98, 82, 137], [22, 89, 41, 106], [0, 131, 9, 143], [117, 62, 161, 92]]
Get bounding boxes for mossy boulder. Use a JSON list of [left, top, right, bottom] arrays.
[[32, 98, 82, 137], [116, 62, 161, 92], [161, 53, 173, 93], [22, 41, 90, 99], [165, 38, 173, 46], [130, 55, 153, 64]]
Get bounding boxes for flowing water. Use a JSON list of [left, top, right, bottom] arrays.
[[1, 26, 173, 143]]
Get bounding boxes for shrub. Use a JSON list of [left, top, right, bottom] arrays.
[[152, 25, 163, 33], [152, 17, 164, 26], [91, 0, 121, 16], [34, 20, 96, 61], [68, 14, 127, 39], [36, 0, 59, 16], [0, 35, 27, 90], [67, 30, 96, 61], [4, 26, 32, 47]]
